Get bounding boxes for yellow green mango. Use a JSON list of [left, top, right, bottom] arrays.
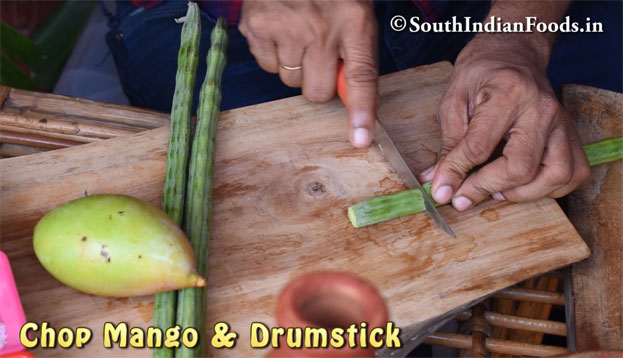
[[33, 194, 204, 297]]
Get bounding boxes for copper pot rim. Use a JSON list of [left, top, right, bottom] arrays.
[[275, 271, 389, 330]]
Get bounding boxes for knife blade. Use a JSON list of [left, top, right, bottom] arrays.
[[373, 120, 456, 238], [336, 63, 456, 238]]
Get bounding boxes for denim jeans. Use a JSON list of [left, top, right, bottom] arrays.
[[102, 0, 621, 114]]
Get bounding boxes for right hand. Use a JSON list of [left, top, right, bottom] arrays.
[[239, 0, 379, 148], [419, 34, 590, 211]]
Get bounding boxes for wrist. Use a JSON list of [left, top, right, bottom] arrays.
[[461, 32, 553, 70], [469, 0, 570, 70]]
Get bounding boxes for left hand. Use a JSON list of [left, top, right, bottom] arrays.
[[419, 34, 591, 211]]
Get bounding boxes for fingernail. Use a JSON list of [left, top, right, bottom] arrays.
[[434, 185, 453, 203], [352, 127, 370, 147], [452, 196, 473, 211], [419, 165, 435, 180], [492, 192, 506, 200]]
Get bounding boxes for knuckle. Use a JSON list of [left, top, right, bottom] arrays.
[[497, 67, 526, 83], [246, 40, 262, 56], [439, 135, 461, 156], [343, 41, 377, 81], [493, 67, 535, 99], [537, 93, 561, 119], [304, 86, 334, 103], [348, 63, 378, 85], [246, 13, 265, 32], [246, 15, 275, 40], [538, 92, 559, 109], [441, 154, 472, 179], [264, 65, 279, 74], [309, 18, 330, 40], [237, 22, 248, 36], [442, 131, 463, 147], [439, 124, 463, 155], [280, 73, 300, 88], [439, 143, 454, 156], [440, 159, 468, 182], [549, 163, 573, 186], [576, 162, 592, 183], [461, 138, 490, 165], [258, 58, 278, 73], [470, 179, 496, 197], [254, 54, 277, 72], [282, 79, 301, 88], [437, 92, 466, 125], [505, 156, 538, 185], [347, 1, 373, 21], [437, 99, 453, 122], [282, 26, 308, 44]]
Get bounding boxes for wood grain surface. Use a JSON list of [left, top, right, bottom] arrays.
[[1, 86, 170, 130], [562, 85, 622, 350], [0, 85, 171, 150], [0, 62, 589, 357]]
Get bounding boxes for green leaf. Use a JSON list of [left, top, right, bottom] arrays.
[[0, 21, 38, 66], [0, 54, 33, 89], [29, 0, 96, 90]]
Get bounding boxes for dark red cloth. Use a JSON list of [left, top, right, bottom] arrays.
[[130, 0, 159, 9], [196, 0, 242, 26], [415, 0, 449, 21], [130, 0, 242, 25]]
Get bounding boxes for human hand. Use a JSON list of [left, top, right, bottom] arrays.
[[238, 0, 379, 147], [420, 34, 590, 211]]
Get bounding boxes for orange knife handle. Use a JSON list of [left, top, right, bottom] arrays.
[[336, 61, 348, 108]]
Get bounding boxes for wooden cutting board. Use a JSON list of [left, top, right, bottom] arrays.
[[0, 62, 589, 357]]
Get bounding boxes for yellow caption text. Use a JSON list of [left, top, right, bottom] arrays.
[[19, 322, 235, 349], [250, 322, 401, 349], [20, 321, 401, 349]]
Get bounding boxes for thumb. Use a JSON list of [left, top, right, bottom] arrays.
[[341, 37, 378, 148]]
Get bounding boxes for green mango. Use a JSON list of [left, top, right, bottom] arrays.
[[33, 194, 204, 297]]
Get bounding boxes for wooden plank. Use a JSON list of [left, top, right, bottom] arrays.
[[0, 111, 138, 139], [0, 130, 81, 149], [455, 311, 567, 336], [1, 108, 150, 133], [3, 87, 170, 129], [562, 85, 623, 350], [0, 62, 589, 357], [0, 143, 50, 158], [424, 332, 568, 356], [0, 124, 100, 144], [0, 86, 168, 154]]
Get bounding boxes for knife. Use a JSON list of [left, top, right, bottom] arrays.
[[336, 63, 456, 238]]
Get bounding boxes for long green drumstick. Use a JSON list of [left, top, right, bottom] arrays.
[[176, 18, 228, 358], [154, 3, 200, 358]]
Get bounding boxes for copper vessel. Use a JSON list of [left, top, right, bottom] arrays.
[[270, 271, 389, 357]]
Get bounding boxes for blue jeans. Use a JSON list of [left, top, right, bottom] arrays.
[[103, 0, 621, 113]]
